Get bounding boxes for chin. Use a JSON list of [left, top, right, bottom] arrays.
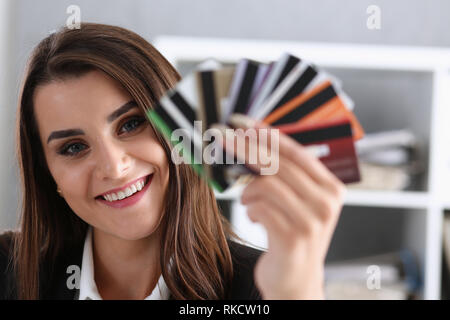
[[108, 219, 162, 241]]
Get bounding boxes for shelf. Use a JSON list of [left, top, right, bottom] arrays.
[[216, 187, 430, 209], [155, 36, 449, 299], [441, 202, 450, 211], [344, 190, 429, 209], [154, 36, 450, 72]]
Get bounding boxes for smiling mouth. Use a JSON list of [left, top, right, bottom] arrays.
[[95, 173, 153, 202]]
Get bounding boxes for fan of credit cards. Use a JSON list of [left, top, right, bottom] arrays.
[[146, 53, 364, 192]]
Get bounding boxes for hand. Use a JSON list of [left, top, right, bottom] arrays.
[[214, 114, 346, 299]]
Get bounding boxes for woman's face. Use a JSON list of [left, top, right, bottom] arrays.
[[33, 70, 170, 240]]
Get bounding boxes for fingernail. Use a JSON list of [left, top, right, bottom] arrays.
[[228, 113, 256, 129]]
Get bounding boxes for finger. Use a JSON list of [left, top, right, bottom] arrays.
[[242, 175, 320, 235], [209, 123, 269, 175], [245, 200, 295, 249], [275, 155, 342, 222]]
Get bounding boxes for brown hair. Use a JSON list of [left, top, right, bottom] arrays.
[[14, 23, 237, 299]]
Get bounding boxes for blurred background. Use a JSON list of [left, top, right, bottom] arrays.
[[1, 0, 450, 300]]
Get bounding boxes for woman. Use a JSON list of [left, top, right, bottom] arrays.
[[0, 23, 345, 300]]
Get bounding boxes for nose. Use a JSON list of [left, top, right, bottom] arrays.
[[94, 139, 131, 180]]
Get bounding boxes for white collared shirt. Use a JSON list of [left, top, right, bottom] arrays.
[[78, 227, 170, 300]]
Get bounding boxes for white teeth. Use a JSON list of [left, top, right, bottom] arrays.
[[101, 177, 148, 202], [117, 191, 125, 200]]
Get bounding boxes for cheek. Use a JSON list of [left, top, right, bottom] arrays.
[[142, 141, 170, 190], [50, 161, 89, 197], [132, 130, 170, 181], [133, 135, 171, 207]]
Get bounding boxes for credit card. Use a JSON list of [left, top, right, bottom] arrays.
[[247, 53, 301, 117], [146, 52, 364, 192], [226, 59, 260, 119], [264, 80, 364, 140], [253, 61, 318, 120], [277, 118, 361, 183]]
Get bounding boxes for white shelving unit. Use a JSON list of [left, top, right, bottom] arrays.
[[153, 36, 450, 300]]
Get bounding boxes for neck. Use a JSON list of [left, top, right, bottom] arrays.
[[91, 227, 162, 300]]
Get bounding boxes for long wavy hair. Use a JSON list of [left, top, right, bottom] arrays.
[[13, 23, 236, 299]]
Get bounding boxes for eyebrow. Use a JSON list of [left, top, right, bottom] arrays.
[[47, 101, 138, 144]]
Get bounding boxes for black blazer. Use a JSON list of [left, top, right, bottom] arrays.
[[0, 231, 263, 300]]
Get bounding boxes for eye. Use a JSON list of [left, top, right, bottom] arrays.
[[119, 116, 147, 135], [57, 142, 87, 157]]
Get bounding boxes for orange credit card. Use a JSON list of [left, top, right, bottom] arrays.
[[263, 80, 364, 140]]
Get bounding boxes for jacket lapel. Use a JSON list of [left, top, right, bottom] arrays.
[[40, 241, 84, 300]]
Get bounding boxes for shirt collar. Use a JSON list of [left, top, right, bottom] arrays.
[[78, 227, 170, 300]]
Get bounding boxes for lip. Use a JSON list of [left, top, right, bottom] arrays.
[[96, 174, 153, 209]]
